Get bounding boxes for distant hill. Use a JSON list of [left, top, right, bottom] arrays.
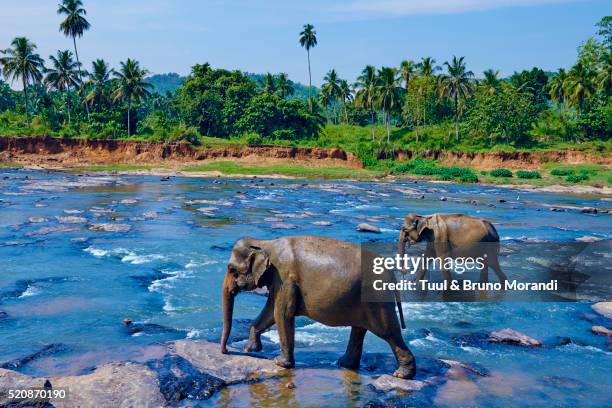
[[147, 72, 317, 101], [147, 73, 184, 94]]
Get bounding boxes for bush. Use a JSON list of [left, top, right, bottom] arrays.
[[516, 170, 541, 179], [391, 159, 478, 183], [566, 174, 589, 183], [550, 168, 574, 176], [490, 168, 513, 178]]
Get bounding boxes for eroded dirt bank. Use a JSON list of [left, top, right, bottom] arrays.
[[386, 149, 611, 170], [0, 136, 362, 168]]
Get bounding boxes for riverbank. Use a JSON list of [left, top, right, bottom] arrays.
[[1, 136, 610, 194]]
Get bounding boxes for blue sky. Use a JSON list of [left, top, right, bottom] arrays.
[[1, 0, 609, 86]]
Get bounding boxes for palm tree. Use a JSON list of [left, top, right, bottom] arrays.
[[438, 56, 474, 143], [338, 79, 353, 124], [58, 0, 90, 118], [549, 68, 568, 104], [112, 58, 152, 135], [399, 59, 416, 92], [375, 67, 402, 142], [84, 59, 113, 111], [596, 50, 611, 98], [482, 69, 500, 96], [318, 88, 332, 124], [0, 37, 45, 127], [355, 65, 377, 139], [276, 73, 294, 98], [322, 69, 341, 123], [261, 72, 276, 94], [44, 50, 81, 124], [415, 57, 441, 131], [565, 62, 596, 114], [299, 24, 317, 104]]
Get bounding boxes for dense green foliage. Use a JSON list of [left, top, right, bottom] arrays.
[[516, 170, 542, 179], [391, 159, 479, 183], [490, 168, 513, 177]]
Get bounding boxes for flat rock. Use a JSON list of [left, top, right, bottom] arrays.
[[488, 328, 542, 347], [63, 209, 84, 214], [357, 223, 381, 233], [169, 340, 283, 384], [88, 223, 131, 233], [28, 216, 47, 223], [581, 207, 598, 214], [56, 216, 87, 224], [591, 325, 612, 337], [271, 222, 298, 229], [311, 221, 333, 226], [0, 362, 165, 408], [592, 302, 612, 319], [370, 374, 426, 393]]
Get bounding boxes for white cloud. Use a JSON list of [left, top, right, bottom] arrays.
[[336, 0, 584, 17]]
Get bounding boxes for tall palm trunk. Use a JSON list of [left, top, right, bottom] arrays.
[[370, 110, 375, 140], [453, 91, 459, 143], [386, 111, 391, 143], [307, 49, 312, 108], [22, 75, 30, 128], [72, 35, 90, 121]]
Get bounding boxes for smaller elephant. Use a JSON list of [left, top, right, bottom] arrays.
[[398, 213, 507, 284], [221, 236, 415, 379]]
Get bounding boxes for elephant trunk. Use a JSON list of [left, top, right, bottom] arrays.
[[220, 271, 235, 354], [398, 228, 409, 260]]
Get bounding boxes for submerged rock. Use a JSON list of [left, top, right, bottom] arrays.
[[1, 344, 69, 370], [591, 325, 612, 337], [312, 221, 333, 226], [370, 375, 427, 393], [581, 207, 598, 214], [28, 217, 47, 223], [169, 340, 283, 384], [271, 222, 298, 229], [357, 223, 381, 233], [88, 223, 131, 233], [56, 216, 87, 224], [592, 302, 612, 319], [488, 328, 542, 347]]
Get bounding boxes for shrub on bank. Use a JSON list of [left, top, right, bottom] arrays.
[[566, 174, 589, 183], [516, 170, 541, 179], [490, 168, 513, 178], [550, 168, 575, 176], [391, 159, 478, 183]]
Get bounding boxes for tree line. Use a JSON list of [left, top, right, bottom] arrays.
[[0, 2, 609, 148]]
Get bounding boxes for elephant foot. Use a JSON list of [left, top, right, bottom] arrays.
[[337, 354, 360, 370], [243, 340, 263, 353], [393, 364, 416, 380], [274, 355, 295, 369]]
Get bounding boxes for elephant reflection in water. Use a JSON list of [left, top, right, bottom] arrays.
[[220, 236, 415, 379]]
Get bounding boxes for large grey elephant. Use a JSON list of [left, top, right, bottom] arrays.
[[397, 213, 507, 283], [220, 236, 416, 379]]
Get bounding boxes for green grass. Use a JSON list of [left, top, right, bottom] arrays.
[[182, 161, 382, 180], [0, 163, 23, 168], [541, 162, 611, 187], [74, 164, 158, 172]]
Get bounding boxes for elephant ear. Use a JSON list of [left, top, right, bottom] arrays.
[[416, 216, 429, 237], [248, 246, 270, 286], [427, 215, 449, 242]]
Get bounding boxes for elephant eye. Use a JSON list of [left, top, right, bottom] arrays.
[[229, 266, 238, 277]]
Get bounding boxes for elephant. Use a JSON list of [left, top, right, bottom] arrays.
[[397, 213, 507, 284], [220, 236, 416, 379]]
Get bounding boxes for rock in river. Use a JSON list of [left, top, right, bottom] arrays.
[[592, 302, 612, 319], [488, 328, 542, 347], [56, 216, 87, 224], [357, 223, 381, 233], [88, 223, 131, 233], [591, 326, 612, 337], [312, 221, 333, 226], [370, 374, 426, 393], [169, 340, 283, 384]]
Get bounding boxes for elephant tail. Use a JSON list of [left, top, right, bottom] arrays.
[[395, 293, 406, 329]]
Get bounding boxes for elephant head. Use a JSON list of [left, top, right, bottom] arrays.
[[221, 238, 270, 354], [398, 213, 431, 258]]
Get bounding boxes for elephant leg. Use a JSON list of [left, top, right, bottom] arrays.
[[370, 315, 415, 379], [273, 281, 298, 369], [479, 262, 489, 284], [244, 295, 275, 352], [337, 327, 367, 369], [490, 257, 507, 284]]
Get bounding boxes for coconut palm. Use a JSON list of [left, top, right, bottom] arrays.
[[482, 69, 500, 96], [44, 50, 81, 124], [355, 65, 377, 139], [84, 59, 113, 110], [299, 23, 317, 104], [596, 50, 611, 97], [399, 59, 416, 92], [418, 57, 440, 78], [374, 67, 402, 142], [438, 56, 474, 143], [549, 68, 568, 104], [0, 37, 45, 127], [565, 62, 596, 113], [322, 69, 341, 123], [58, 0, 89, 81], [112, 58, 152, 135], [318, 88, 332, 123], [338, 79, 353, 124], [276, 73, 294, 98], [261, 72, 276, 94]]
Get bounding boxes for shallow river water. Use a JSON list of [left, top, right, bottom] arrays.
[[0, 168, 611, 407]]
